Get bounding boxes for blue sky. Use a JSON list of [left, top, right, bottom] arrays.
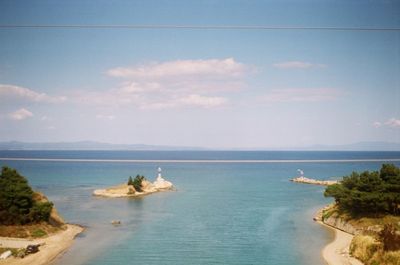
[[0, 0, 399, 148]]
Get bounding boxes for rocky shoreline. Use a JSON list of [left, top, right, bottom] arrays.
[[93, 170, 174, 198], [314, 205, 364, 265]]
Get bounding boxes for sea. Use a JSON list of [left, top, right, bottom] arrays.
[[1, 150, 400, 265]]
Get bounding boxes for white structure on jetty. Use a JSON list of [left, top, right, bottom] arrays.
[[157, 167, 163, 180], [153, 167, 173, 190], [297, 169, 304, 177]]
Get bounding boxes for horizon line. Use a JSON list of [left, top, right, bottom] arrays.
[[1, 24, 399, 31]]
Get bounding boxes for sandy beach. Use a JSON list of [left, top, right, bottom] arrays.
[[320, 223, 363, 265], [0, 224, 83, 265]]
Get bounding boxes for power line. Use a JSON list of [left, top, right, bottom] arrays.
[[0, 24, 399, 31]]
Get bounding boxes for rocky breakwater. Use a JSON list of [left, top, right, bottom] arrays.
[[290, 176, 338, 186]]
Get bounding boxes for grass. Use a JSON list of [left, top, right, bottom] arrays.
[[323, 204, 400, 232], [323, 203, 400, 265], [0, 222, 61, 238], [350, 235, 400, 265], [322, 207, 335, 221], [31, 228, 47, 238]]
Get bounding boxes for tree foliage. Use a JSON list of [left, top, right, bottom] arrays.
[[133, 175, 145, 192], [324, 164, 400, 216], [0, 167, 53, 225], [127, 176, 134, 186]]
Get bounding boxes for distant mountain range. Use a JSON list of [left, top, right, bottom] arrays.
[[305, 141, 400, 151], [0, 141, 205, 151], [0, 141, 399, 151]]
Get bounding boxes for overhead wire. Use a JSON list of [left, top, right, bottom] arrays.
[[0, 24, 399, 31]]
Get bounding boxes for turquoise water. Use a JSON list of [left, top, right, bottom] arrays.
[[1, 151, 399, 265]]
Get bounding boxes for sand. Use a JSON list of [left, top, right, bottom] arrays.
[[321, 223, 364, 265], [0, 224, 83, 265]]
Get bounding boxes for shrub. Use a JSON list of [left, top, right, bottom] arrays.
[[133, 175, 145, 192], [379, 224, 400, 251], [350, 235, 378, 262], [29, 202, 53, 223]]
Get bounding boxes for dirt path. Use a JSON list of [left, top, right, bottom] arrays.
[[0, 224, 83, 265]]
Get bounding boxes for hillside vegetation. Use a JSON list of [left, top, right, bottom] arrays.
[[0, 166, 64, 238], [324, 164, 400, 265], [325, 164, 400, 216]]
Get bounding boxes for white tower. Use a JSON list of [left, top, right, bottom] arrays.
[[157, 167, 164, 180], [297, 169, 304, 177]]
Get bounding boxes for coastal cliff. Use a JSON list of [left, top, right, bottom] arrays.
[[316, 204, 400, 265], [316, 205, 359, 235], [314, 164, 400, 265], [0, 166, 83, 264]]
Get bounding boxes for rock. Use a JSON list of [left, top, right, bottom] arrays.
[[141, 180, 157, 192], [111, 220, 121, 225], [0, 250, 12, 260], [291, 176, 338, 186], [153, 176, 173, 190], [49, 207, 65, 227], [127, 185, 136, 194], [323, 215, 359, 235]]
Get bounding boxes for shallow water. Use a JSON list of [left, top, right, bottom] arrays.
[[1, 151, 398, 265]]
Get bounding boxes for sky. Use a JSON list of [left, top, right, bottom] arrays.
[[0, 0, 399, 149]]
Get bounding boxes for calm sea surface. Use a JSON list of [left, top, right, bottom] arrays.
[[1, 151, 399, 265]]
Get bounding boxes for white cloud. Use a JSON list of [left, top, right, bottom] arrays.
[[372, 118, 400, 129], [0, 84, 67, 103], [72, 89, 142, 106], [140, 101, 177, 110], [178, 94, 227, 108], [40, 115, 54, 121], [107, 58, 248, 79], [140, 95, 228, 110], [385, 118, 400, 128], [373, 121, 382, 128], [9, 108, 33, 120], [73, 58, 248, 109], [96, 114, 115, 120], [261, 88, 340, 102], [273, 61, 326, 69]]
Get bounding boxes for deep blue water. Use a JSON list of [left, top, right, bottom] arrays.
[[1, 151, 399, 265]]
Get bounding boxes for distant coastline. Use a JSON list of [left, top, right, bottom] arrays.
[[1, 140, 400, 151]]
